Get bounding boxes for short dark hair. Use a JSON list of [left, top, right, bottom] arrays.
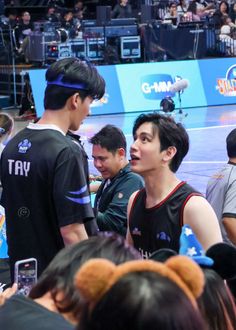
[[226, 128, 236, 158], [29, 234, 140, 318], [132, 113, 189, 172], [90, 124, 127, 154], [79, 271, 206, 330], [169, 2, 177, 8], [44, 58, 105, 110]]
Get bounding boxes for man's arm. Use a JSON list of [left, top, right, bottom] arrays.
[[60, 222, 88, 245], [90, 182, 101, 193], [223, 217, 236, 245], [183, 196, 222, 250]]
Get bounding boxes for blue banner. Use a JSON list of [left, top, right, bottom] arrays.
[[29, 58, 234, 117]]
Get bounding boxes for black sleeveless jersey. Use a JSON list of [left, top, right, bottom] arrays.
[[129, 182, 202, 259]]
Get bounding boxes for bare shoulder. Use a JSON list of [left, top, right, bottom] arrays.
[[184, 195, 214, 211], [183, 195, 222, 249]]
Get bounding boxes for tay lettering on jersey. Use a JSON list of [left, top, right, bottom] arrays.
[[8, 159, 31, 177]]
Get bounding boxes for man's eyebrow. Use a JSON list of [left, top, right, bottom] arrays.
[[136, 131, 153, 138], [92, 155, 107, 159]]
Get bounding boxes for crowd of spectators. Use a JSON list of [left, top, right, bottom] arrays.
[[1, 0, 236, 64]]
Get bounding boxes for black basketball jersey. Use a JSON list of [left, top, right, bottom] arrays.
[[0, 125, 94, 278], [129, 182, 202, 259]]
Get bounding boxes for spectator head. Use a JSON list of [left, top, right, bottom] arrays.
[[219, 1, 229, 14], [29, 233, 140, 323], [75, 256, 206, 330], [21, 11, 31, 23], [226, 128, 236, 158], [90, 125, 128, 179]]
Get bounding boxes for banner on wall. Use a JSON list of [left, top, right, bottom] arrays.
[[29, 58, 236, 118], [198, 58, 236, 103]]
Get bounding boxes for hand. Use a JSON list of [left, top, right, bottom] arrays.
[[89, 174, 103, 182], [0, 283, 17, 306]]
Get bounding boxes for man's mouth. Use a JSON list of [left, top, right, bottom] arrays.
[[130, 155, 140, 161]]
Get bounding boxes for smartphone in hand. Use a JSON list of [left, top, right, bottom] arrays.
[[14, 258, 37, 296]]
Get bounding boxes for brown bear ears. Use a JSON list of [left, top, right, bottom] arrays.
[[74, 256, 205, 307]]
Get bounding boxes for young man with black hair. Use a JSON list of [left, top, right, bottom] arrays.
[[206, 128, 236, 246], [127, 113, 222, 258], [90, 124, 143, 237], [0, 58, 105, 280]]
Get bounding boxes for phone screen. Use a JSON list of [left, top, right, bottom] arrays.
[[14, 258, 37, 296]]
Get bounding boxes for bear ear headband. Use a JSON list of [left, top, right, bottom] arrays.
[[74, 256, 204, 308]]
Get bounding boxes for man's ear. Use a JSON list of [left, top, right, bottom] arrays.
[[163, 146, 177, 162], [117, 148, 126, 157], [70, 93, 81, 110]]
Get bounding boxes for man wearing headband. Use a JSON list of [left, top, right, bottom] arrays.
[[0, 58, 105, 281]]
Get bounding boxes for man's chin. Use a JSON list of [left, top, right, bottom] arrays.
[[130, 165, 140, 173], [100, 173, 111, 180]]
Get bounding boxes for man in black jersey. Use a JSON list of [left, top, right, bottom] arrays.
[[0, 58, 105, 281], [127, 113, 222, 259]]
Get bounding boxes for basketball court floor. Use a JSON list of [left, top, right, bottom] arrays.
[[10, 103, 236, 195]]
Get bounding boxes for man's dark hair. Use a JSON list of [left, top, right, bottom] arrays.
[[29, 233, 140, 320], [44, 58, 105, 110], [90, 124, 127, 154], [132, 113, 189, 173], [226, 128, 236, 158]]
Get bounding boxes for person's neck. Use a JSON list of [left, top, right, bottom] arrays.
[[37, 109, 70, 134], [143, 168, 181, 207], [229, 157, 236, 165], [34, 292, 58, 314], [121, 159, 129, 169], [34, 292, 77, 325], [110, 160, 129, 180]]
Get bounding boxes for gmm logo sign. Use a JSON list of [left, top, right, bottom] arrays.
[[141, 74, 175, 100]]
